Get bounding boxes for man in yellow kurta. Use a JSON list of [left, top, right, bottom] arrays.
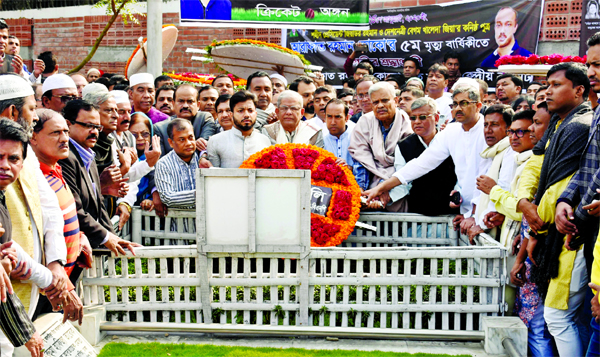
[[516, 63, 593, 356]]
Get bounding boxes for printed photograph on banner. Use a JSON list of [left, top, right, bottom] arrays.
[[287, 0, 543, 88], [581, 0, 600, 56], [180, 0, 369, 30]]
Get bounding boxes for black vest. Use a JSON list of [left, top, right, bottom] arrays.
[[398, 134, 459, 216]]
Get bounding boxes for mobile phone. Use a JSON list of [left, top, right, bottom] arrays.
[[355, 43, 368, 53], [0, 54, 15, 74], [450, 191, 461, 206]]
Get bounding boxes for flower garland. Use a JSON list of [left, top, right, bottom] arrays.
[[495, 54, 587, 68], [165, 72, 247, 87], [124, 24, 177, 78], [240, 144, 361, 247], [206, 39, 311, 66]]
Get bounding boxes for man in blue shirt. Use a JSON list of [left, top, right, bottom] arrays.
[[322, 98, 367, 189], [181, 0, 232, 21], [481, 7, 532, 68]]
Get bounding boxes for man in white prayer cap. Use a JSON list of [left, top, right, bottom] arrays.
[[41, 73, 78, 113], [128, 73, 169, 124], [86, 68, 100, 83], [270, 73, 287, 104]]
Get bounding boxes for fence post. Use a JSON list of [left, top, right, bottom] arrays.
[[297, 253, 310, 326], [132, 208, 142, 245]]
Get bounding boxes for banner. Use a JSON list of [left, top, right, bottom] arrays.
[[580, 0, 600, 56], [287, 0, 542, 86], [180, 0, 369, 30]]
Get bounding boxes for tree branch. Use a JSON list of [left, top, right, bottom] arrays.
[[68, 0, 132, 74]]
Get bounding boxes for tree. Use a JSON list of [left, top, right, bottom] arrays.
[[68, 0, 144, 74]]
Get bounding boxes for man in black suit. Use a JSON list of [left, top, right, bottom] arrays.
[[58, 100, 139, 258], [154, 84, 217, 157]]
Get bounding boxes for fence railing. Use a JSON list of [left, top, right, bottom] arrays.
[[85, 207, 506, 338]]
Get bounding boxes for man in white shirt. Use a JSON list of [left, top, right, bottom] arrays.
[[308, 85, 337, 131], [202, 91, 271, 168], [363, 85, 488, 227], [425, 63, 453, 128], [463, 104, 513, 240]]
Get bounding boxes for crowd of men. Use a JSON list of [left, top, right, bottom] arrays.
[[0, 16, 598, 356]]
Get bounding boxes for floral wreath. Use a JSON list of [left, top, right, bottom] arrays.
[[206, 39, 311, 67], [495, 54, 587, 67], [240, 144, 361, 247], [165, 72, 247, 88]]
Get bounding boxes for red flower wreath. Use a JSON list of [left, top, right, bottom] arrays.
[[495, 53, 587, 68], [240, 144, 361, 247]]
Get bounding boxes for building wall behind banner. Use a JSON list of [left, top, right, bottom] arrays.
[[0, 0, 582, 77]]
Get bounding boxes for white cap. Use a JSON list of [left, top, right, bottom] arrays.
[[42, 74, 77, 94], [87, 68, 100, 75], [82, 82, 108, 98], [110, 90, 129, 104], [451, 78, 480, 92], [270, 73, 288, 87], [129, 73, 154, 87], [0, 75, 34, 101]]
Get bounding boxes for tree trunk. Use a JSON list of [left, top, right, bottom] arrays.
[[68, 0, 128, 74]]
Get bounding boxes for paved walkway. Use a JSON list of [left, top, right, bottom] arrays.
[[95, 333, 506, 356]]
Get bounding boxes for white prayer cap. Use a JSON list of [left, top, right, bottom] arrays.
[[82, 82, 108, 98], [451, 78, 480, 92], [270, 73, 287, 87], [129, 73, 154, 87], [42, 74, 77, 94], [87, 68, 100, 75], [0, 74, 34, 101], [110, 90, 129, 104]]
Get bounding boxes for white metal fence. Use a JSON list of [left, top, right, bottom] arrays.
[[84, 207, 506, 338]]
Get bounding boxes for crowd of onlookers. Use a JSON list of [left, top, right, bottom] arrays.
[[0, 17, 599, 356]]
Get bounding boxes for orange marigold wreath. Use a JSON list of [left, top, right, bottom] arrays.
[[240, 143, 361, 247]]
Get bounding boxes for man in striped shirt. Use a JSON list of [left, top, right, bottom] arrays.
[[155, 119, 199, 209], [30, 109, 86, 324]]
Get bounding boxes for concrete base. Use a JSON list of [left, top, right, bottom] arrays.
[[483, 316, 527, 356], [74, 305, 107, 346]]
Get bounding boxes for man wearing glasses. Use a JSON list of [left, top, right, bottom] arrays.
[[363, 84, 488, 229], [390, 97, 458, 215], [58, 100, 138, 259], [41, 74, 79, 113]]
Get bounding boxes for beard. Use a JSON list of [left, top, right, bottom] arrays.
[[17, 116, 33, 138]]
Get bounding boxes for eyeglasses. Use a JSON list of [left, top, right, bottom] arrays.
[[357, 94, 370, 99], [507, 129, 531, 138], [52, 95, 81, 104], [409, 114, 434, 121], [449, 100, 477, 109], [131, 131, 151, 139], [73, 121, 103, 131], [278, 105, 302, 112]]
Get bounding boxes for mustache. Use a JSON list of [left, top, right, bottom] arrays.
[[0, 170, 13, 178], [120, 120, 130, 125], [86, 134, 98, 140], [160, 104, 170, 109]]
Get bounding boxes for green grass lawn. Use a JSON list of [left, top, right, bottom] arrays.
[[99, 343, 472, 357]]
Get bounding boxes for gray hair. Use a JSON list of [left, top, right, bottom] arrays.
[[368, 81, 396, 98], [83, 91, 112, 107], [411, 97, 438, 113], [452, 86, 480, 102], [277, 90, 303, 108]]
